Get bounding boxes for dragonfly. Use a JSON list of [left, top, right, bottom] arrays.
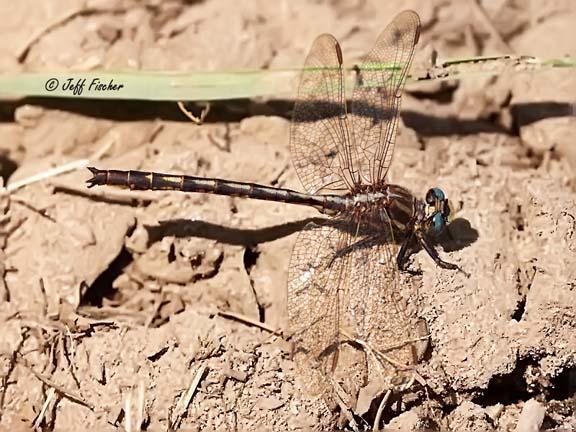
[[87, 9, 464, 414]]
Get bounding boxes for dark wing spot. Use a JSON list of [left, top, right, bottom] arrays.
[[335, 41, 344, 66], [325, 149, 337, 159], [352, 64, 364, 87]]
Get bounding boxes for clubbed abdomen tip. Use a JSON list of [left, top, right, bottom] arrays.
[[86, 167, 105, 188]]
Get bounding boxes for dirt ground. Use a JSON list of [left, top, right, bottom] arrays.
[[0, 0, 575, 431]]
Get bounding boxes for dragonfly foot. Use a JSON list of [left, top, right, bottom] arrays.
[[405, 267, 423, 276], [397, 254, 422, 276], [436, 259, 469, 277]]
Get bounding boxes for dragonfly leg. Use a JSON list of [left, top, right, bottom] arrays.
[[418, 234, 469, 276], [328, 234, 380, 268], [396, 233, 422, 275], [396, 233, 413, 270]]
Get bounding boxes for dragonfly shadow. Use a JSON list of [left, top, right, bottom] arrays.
[[144, 217, 329, 247], [4, 99, 572, 139], [144, 215, 473, 257], [401, 110, 508, 137], [511, 102, 575, 127], [436, 217, 479, 253]]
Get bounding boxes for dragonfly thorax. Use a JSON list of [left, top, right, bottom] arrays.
[[351, 191, 387, 206], [344, 184, 418, 233]]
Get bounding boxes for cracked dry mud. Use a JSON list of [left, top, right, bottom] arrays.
[[0, 1, 575, 431]]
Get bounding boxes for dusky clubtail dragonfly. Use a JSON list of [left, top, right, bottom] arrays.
[[88, 10, 464, 410]]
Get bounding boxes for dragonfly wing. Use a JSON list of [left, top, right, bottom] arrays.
[[290, 34, 360, 194], [287, 218, 356, 397], [288, 214, 423, 401], [345, 227, 423, 382], [350, 10, 420, 185]]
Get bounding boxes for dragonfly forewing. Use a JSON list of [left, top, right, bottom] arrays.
[[351, 9, 420, 185], [290, 34, 361, 195]]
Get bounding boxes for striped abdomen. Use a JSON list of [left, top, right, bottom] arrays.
[[86, 167, 350, 215]]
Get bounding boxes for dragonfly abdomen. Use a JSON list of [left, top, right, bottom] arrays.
[[86, 167, 349, 214]]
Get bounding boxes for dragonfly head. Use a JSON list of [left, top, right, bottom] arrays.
[[424, 187, 453, 236]]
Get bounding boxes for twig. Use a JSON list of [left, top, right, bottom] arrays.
[[373, 389, 392, 432], [16, 7, 123, 62], [125, 389, 132, 432], [217, 310, 281, 335], [124, 382, 146, 432], [177, 101, 210, 125], [379, 334, 431, 354], [7, 159, 89, 193], [33, 387, 56, 429], [331, 379, 360, 432], [7, 195, 55, 222], [136, 381, 145, 432], [339, 329, 412, 371], [21, 358, 95, 411], [6, 137, 114, 193], [52, 180, 156, 204], [17, 7, 85, 61], [169, 364, 208, 429]]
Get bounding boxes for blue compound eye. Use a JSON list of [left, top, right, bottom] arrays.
[[432, 212, 445, 234], [426, 187, 446, 204], [431, 188, 445, 201]]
